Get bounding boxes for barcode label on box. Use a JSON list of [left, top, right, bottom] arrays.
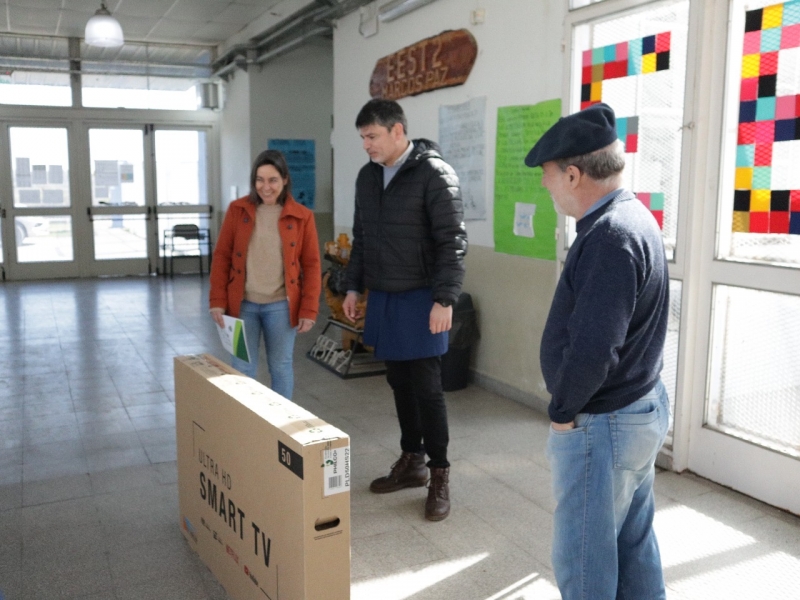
[[323, 446, 350, 496]]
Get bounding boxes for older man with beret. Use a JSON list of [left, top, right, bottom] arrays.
[[525, 103, 670, 600]]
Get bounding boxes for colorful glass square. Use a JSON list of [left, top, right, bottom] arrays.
[[736, 167, 754, 188], [744, 30, 762, 54], [785, 0, 800, 25], [749, 212, 769, 234], [741, 77, 759, 101], [649, 193, 665, 210], [755, 120, 776, 142], [745, 9, 763, 32], [763, 4, 784, 29], [774, 118, 796, 141], [781, 23, 800, 47], [791, 189, 800, 211], [742, 54, 761, 78], [751, 189, 772, 210], [759, 51, 779, 74], [755, 143, 773, 165], [753, 166, 772, 188], [756, 96, 777, 120], [656, 32, 671, 52], [771, 189, 791, 210], [738, 122, 757, 144], [737, 144, 756, 166], [775, 94, 797, 118], [761, 27, 783, 51], [769, 211, 790, 232]]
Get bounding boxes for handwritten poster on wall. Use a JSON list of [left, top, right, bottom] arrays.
[[439, 96, 487, 221], [494, 99, 561, 260], [267, 139, 316, 209]]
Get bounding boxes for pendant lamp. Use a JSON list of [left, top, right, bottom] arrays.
[[85, 1, 124, 47]]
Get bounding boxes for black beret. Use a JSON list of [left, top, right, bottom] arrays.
[[524, 103, 618, 168]]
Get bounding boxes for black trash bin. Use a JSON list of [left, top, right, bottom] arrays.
[[441, 292, 479, 392]]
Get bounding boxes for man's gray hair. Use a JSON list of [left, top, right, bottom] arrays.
[[555, 140, 625, 180]]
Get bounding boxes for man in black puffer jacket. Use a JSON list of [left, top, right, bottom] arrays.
[[343, 99, 467, 521]]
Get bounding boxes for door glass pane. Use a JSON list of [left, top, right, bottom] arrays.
[[155, 130, 209, 206], [0, 71, 72, 107], [707, 285, 800, 458], [89, 129, 145, 207], [571, 0, 690, 260], [157, 214, 212, 260], [9, 127, 71, 208], [14, 216, 74, 263], [82, 75, 199, 110], [92, 215, 148, 260], [719, 0, 800, 267]]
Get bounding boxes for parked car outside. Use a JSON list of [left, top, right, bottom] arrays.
[[15, 217, 50, 246]]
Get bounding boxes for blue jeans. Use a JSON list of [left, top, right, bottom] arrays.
[[231, 299, 297, 399], [546, 380, 670, 600]]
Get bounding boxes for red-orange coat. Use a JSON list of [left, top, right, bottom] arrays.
[[209, 195, 321, 327]]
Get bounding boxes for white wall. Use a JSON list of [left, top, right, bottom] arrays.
[[218, 39, 335, 247], [219, 70, 251, 210], [248, 39, 334, 215], [332, 0, 567, 405]]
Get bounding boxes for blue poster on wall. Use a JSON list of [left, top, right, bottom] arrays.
[[267, 139, 315, 209]]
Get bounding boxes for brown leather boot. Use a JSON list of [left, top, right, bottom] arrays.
[[425, 467, 450, 521], [369, 451, 427, 493]]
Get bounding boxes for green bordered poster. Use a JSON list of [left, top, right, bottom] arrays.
[[218, 315, 250, 362], [494, 99, 561, 260]]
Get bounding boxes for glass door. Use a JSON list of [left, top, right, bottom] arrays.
[[683, 0, 800, 514], [84, 125, 213, 276], [1, 125, 80, 280], [86, 127, 151, 276]]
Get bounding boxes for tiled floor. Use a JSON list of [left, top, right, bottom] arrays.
[[1, 277, 798, 600]]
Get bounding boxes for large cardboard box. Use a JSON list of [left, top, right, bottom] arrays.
[[175, 354, 351, 600]]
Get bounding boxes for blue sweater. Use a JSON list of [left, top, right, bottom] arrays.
[[540, 190, 669, 423]]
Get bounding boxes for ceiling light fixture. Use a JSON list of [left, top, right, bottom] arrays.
[[85, 1, 124, 48], [378, 0, 439, 23]]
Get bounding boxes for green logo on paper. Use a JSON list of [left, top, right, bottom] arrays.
[[232, 320, 249, 362]]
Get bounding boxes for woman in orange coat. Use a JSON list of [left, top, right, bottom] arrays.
[[209, 150, 321, 399]]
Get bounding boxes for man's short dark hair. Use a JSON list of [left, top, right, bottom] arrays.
[[355, 98, 408, 134]]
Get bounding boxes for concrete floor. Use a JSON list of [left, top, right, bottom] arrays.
[[0, 276, 798, 599]]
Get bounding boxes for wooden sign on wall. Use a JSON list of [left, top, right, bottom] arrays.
[[369, 29, 478, 100]]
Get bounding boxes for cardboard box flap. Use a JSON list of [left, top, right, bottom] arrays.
[[175, 355, 348, 445]]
